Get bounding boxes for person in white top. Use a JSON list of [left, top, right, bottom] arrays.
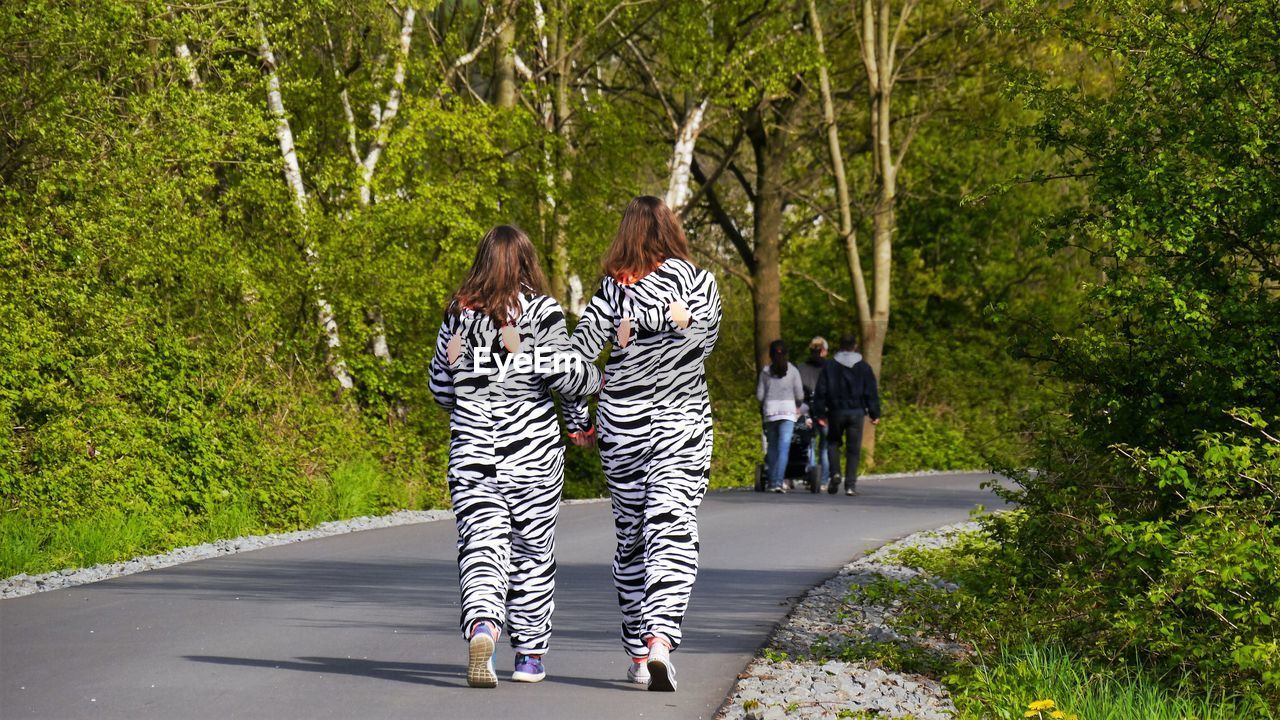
[[756, 340, 804, 493]]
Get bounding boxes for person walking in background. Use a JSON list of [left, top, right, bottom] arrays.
[[429, 226, 601, 688], [757, 340, 805, 494], [811, 334, 881, 496], [565, 196, 721, 693], [796, 337, 830, 487]]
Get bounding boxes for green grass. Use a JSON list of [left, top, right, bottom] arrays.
[[832, 522, 1277, 718], [951, 641, 1274, 720], [311, 460, 401, 522], [0, 510, 49, 574], [0, 459, 416, 579], [1, 509, 164, 576]]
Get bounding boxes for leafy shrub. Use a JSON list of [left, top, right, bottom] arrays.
[[993, 417, 1280, 698], [874, 402, 986, 473]]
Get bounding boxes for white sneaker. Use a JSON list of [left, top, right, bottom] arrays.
[[646, 638, 677, 692], [467, 623, 498, 688], [626, 659, 650, 685]]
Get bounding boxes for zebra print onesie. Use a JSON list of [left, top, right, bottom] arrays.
[[429, 292, 600, 655], [567, 258, 722, 658]]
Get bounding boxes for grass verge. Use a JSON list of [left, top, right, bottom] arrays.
[[1, 459, 419, 578], [814, 522, 1277, 719]]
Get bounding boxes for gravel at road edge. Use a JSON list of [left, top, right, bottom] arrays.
[[718, 522, 980, 720]]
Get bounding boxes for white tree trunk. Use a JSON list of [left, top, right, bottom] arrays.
[[568, 274, 587, 317], [664, 98, 708, 213], [174, 42, 201, 88], [258, 22, 355, 391], [366, 307, 392, 363], [258, 24, 307, 216], [358, 6, 416, 207]]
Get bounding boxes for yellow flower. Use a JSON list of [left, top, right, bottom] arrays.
[[1050, 712, 1065, 719], [1024, 712, 1038, 718], [1029, 700, 1057, 711]]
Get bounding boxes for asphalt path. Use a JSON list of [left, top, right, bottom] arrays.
[[0, 472, 1001, 720]]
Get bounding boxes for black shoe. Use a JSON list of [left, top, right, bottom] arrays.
[[845, 484, 858, 496], [827, 480, 839, 495]]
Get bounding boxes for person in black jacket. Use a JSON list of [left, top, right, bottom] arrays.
[[811, 334, 881, 496]]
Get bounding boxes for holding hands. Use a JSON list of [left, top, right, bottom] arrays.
[[568, 427, 597, 447]]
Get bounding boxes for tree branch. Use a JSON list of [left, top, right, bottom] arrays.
[[358, 4, 417, 206], [691, 155, 756, 274]]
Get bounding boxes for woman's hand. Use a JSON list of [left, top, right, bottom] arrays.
[[568, 427, 597, 447], [618, 317, 633, 348], [446, 334, 463, 364], [669, 300, 691, 329], [500, 325, 521, 353]]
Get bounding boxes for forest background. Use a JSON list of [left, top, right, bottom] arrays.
[[2, 0, 1277, 700]]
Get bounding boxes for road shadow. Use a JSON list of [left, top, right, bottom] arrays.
[[184, 655, 634, 691]]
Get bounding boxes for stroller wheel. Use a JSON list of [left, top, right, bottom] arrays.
[[806, 466, 821, 493], [754, 463, 767, 492]]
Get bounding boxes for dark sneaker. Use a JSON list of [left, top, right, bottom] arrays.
[[827, 479, 839, 495], [512, 653, 545, 683], [467, 622, 498, 688], [845, 484, 858, 496]]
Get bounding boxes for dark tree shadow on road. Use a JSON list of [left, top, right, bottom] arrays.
[[184, 655, 635, 691]]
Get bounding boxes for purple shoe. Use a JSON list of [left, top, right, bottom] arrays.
[[512, 653, 545, 683]]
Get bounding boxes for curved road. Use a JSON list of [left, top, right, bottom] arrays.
[[0, 472, 999, 720]]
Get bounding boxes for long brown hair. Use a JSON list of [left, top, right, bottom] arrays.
[[450, 225, 549, 325], [601, 195, 692, 281]]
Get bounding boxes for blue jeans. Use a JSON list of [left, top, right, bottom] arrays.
[[808, 422, 830, 483], [764, 419, 796, 489]]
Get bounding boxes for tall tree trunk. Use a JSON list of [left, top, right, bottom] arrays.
[[853, 0, 911, 466], [751, 131, 785, 369], [344, 7, 417, 367], [664, 99, 708, 212], [492, 16, 517, 109], [751, 229, 783, 370], [806, 0, 871, 335], [258, 22, 355, 392], [548, 6, 572, 307]]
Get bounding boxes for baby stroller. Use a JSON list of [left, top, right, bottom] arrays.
[[754, 414, 823, 493]]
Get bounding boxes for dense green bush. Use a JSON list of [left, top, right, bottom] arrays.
[[967, 0, 1280, 700], [990, 420, 1280, 697], [859, 519, 1278, 714], [872, 402, 984, 473]]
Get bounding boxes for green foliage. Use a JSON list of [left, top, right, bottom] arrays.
[[975, 0, 1280, 701], [950, 642, 1269, 720], [873, 401, 985, 473], [989, 421, 1280, 697], [843, 527, 1274, 717]]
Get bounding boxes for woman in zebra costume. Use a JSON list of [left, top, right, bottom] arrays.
[[429, 226, 600, 688], [566, 196, 722, 692]]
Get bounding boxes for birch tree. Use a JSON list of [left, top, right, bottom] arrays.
[[356, 6, 417, 208], [258, 21, 355, 391]]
